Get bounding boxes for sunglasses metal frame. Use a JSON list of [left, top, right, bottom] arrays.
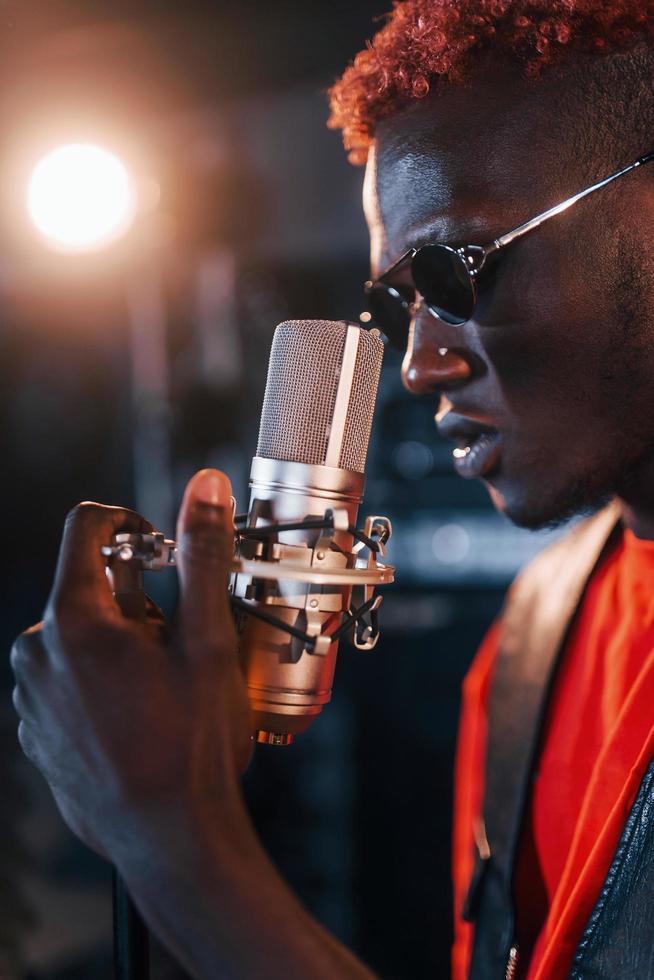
[[364, 149, 654, 345]]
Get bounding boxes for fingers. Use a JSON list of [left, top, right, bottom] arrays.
[[17, 719, 42, 770], [45, 503, 152, 625], [144, 595, 171, 646], [12, 626, 51, 778], [176, 469, 236, 659], [10, 624, 45, 680], [10, 625, 47, 728]]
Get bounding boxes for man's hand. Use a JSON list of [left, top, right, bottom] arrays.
[[10, 468, 253, 862], [10, 468, 377, 978]]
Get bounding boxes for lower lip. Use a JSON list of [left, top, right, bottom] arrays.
[[452, 432, 502, 479]]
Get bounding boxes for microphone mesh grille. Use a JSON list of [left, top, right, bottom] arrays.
[[256, 320, 384, 473]]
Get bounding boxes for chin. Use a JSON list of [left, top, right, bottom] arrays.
[[484, 472, 606, 532]]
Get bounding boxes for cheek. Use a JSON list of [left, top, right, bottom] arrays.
[[477, 235, 624, 420], [479, 321, 599, 424]]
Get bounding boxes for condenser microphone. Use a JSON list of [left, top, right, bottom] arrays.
[[104, 319, 394, 745], [231, 319, 391, 745]]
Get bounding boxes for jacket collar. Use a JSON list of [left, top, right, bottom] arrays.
[[468, 502, 621, 978]]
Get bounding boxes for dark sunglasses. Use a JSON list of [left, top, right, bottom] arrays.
[[363, 149, 654, 351]]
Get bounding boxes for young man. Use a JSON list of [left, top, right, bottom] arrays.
[[11, 2, 654, 978]]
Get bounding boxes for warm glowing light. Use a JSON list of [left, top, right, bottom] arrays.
[[27, 143, 137, 252]]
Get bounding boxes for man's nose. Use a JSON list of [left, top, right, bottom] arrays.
[[401, 310, 473, 395]]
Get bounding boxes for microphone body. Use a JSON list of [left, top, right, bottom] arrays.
[[233, 458, 365, 742]]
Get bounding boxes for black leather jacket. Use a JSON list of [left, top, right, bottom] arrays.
[[464, 504, 654, 980]]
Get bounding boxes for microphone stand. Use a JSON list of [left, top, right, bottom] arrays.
[[113, 870, 149, 979], [109, 564, 151, 980]]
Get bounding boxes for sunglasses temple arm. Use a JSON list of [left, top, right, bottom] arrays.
[[490, 150, 654, 254]]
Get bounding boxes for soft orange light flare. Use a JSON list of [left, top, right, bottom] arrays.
[[27, 143, 137, 253]]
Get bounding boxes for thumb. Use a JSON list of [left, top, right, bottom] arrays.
[[176, 468, 236, 656]]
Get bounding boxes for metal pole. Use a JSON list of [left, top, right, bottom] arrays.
[[111, 256, 174, 979], [113, 869, 149, 979]]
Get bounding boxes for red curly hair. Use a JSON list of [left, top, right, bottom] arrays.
[[328, 0, 654, 164]]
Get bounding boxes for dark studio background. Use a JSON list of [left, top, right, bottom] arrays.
[[0, 4, 561, 978]]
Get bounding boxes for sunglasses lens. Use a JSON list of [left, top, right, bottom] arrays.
[[411, 245, 475, 325], [365, 284, 412, 351]]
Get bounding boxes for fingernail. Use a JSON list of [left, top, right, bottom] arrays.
[[187, 469, 232, 507]]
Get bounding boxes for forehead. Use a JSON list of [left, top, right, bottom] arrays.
[[365, 68, 581, 273]]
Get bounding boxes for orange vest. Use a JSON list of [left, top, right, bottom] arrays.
[[453, 506, 654, 978]]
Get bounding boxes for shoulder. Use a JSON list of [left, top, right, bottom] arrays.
[[505, 502, 621, 609], [491, 502, 622, 663], [463, 503, 621, 698]]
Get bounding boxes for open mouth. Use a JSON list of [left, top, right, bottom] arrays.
[[451, 430, 502, 479], [437, 412, 502, 480]]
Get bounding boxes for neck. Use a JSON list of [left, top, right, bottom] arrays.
[[618, 500, 654, 540], [616, 457, 654, 538]]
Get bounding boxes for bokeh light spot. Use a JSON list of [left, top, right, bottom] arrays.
[[432, 523, 470, 564], [27, 143, 136, 253]]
